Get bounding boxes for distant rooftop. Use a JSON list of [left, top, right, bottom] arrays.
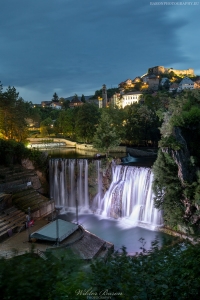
[[179, 77, 194, 84]]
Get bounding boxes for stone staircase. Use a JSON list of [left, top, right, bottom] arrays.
[[0, 206, 26, 242], [12, 188, 49, 214], [0, 165, 41, 193]]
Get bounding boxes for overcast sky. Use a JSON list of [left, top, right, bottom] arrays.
[[0, 0, 200, 103]]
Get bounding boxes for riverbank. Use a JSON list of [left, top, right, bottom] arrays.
[[27, 137, 158, 156]]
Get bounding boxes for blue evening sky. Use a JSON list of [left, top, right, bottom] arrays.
[[0, 0, 199, 103]]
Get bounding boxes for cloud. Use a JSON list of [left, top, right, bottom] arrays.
[[0, 0, 199, 103]]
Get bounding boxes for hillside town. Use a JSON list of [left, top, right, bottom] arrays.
[[1, 64, 200, 299], [36, 65, 200, 111]]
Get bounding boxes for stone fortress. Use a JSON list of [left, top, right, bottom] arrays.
[[148, 66, 195, 77]]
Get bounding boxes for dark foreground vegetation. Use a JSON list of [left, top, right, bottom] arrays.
[[1, 82, 200, 299], [0, 239, 200, 300], [0, 139, 48, 171]]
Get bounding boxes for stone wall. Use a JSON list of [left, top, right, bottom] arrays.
[[76, 143, 126, 153], [31, 199, 55, 219], [27, 138, 76, 147], [21, 158, 49, 195], [148, 66, 195, 77], [0, 194, 12, 212]]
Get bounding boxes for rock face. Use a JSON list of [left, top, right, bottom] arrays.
[[109, 185, 122, 219], [162, 127, 199, 227], [21, 158, 35, 170], [162, 127, 194, 185], [21, 158, 49, 195]]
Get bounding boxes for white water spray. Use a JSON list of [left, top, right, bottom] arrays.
[[49, 159, 163, 227], [100, 165, 163, 226]]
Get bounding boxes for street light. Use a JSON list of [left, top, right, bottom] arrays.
[[55, 206, 63, 247], [55, 207, 59, 246]]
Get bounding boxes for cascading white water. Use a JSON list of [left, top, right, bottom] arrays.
[[49, 158, 89, 209], [100, 164, 163, 226], [92, 160, 103, 213], [49, 159, 163, 227]]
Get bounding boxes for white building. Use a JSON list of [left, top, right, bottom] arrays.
[[50, 103, 62, 109], [121, 92, 143, 108], [177, 77, 194, 92]]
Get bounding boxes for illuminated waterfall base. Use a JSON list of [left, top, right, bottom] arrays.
[[49, 159, 163, 228], [100, 164, 163, 228], [49, 159, 89, 211]]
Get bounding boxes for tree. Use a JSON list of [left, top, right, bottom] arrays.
[[0, 250, 87, 300], [81, 94, 86, 103], [90, 87, 119, 99], [104, 106, 127, 141], [75, 103, 100, 143], [152, 90, 200, 230], [124, 103, 157, 146], [73, 94, 79, 101], [52, 92, 59, 102], [89, 241, 200, 300], [62, 99, 70, 110], [40, 117, 53, 136], [54, 109, 78, 138], [93, 110, 121, 156], [0, 85, 30, 141]]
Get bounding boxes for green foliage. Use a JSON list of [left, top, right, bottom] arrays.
[[40, 117, 53, 136], [159, 135, 182, 150], [153, 90, 200, 229], [0, 139, 29, 165], [81, 94, 86, 103], [143, 92, 170, 112], [60, 98, 70, 110], [1, 240, 200, 299], [0, 139, 48, 171], [54, 108, 78, 138], [52, 92, 59, 102], [28, 149, 48, 171], [89, 240, 200, 300], [93, 110, 121, 155], [124, 103, 160, 146], [0, 250, 87, 300], [90, 87, 119, 99], [152, 150, 184, 226], [194, 171, 200, 206], [0, 85, 31, 141], [104, 106, 127, 140], [173, 106, 200, 127], [75, 103, 100, 143]]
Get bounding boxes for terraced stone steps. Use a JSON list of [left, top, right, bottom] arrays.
[[0, 166, 40, 193], [1, 171, 35, 181], [12, 188, 36, 200], [0, 209, 22, 224], [0, 206, 26, 242], [13, 192, 39, 204], [0, 206, 17, 216], [12, 188, 49, 214]]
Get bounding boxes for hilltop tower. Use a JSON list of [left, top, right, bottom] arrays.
[[102, 84, 107, 108]]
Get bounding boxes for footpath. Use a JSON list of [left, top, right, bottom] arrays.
[[0, 218, 49, 258]]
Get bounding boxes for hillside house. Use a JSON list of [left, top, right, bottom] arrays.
[[121, 91, 143, 108], [50, 103, 62, 109], [69, 98, 83, 108], [169, 83, 179, 93], [177, 77, 194, 92]]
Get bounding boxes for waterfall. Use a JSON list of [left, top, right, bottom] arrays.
[[92, 160, 103, 213], [49, 159, 163, 227], [100, 165, 163, 226], [49, 158, 89, 210]]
